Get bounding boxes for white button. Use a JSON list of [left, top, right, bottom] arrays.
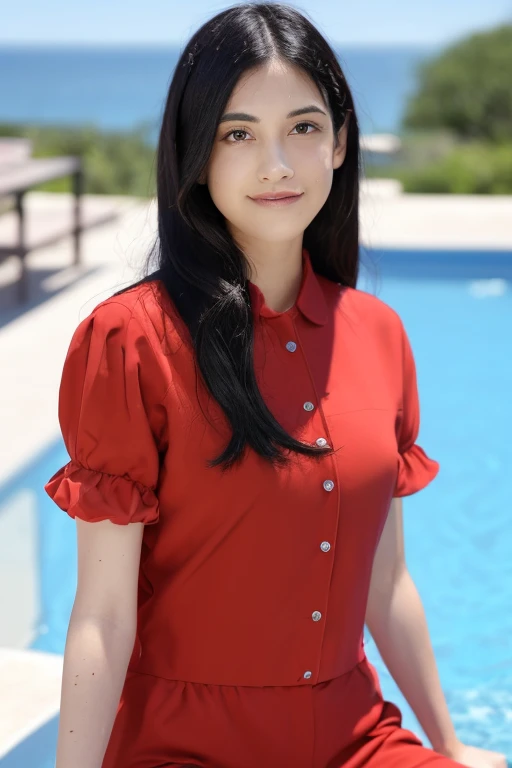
[[316, 437, 328, 447], [312, 611, 322, 621], [323, 480, 335, 491], [320, 541, 331, 552], [304, 670, 312, 679], [303, 401, 315, 411], [285, 341, 297, 352]]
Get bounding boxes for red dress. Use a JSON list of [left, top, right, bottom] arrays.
[[45, 248, 464, 767]]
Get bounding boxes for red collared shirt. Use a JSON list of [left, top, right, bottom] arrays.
[[45, 247, 439, 687]]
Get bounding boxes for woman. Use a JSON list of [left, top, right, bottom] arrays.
[[44, 3, 507, 767]]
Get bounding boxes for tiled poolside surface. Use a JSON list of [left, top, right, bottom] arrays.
[[1, 182, 511, 758]]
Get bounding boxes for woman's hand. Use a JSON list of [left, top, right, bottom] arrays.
[[442, 740, 508, 768]]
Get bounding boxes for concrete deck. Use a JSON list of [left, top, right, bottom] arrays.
[[0, 182, 511, 758], [0, 649, 63, 760]]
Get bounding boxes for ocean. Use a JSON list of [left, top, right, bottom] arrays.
[[0, 44, 440, 141]]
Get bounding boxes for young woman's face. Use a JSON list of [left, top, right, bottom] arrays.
[[202, 58, 349, 250]]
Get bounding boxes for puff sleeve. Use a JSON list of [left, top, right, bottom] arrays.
[[392, 320, 440, 497], [44, 301, 168, 525]]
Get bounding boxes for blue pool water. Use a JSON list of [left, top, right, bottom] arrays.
[[1, 247, 511, 766]]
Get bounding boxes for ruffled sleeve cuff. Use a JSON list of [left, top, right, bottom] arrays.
[[393, 443, 440, 498], [44, 459, 160, 525]]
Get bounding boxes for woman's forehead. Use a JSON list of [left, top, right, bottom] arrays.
[[225, 63, 324, 112]]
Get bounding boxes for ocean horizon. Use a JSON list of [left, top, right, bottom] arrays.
[[0, 43, 441, 140]]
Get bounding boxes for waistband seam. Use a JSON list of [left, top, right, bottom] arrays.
[[127, 655, 369, 688]]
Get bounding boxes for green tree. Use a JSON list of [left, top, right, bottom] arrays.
[[402, 24, 512, 142]]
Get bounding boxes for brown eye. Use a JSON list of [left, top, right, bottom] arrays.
[[292, 122, 317, 135], [226, 128, 249, 142]]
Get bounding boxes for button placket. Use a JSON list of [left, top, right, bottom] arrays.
[[274, 315, 337, 685], [303, 451, 337, 682]]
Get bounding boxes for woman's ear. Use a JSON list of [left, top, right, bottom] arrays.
[[333, 110, 351, 171]]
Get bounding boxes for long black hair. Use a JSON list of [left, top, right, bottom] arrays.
[[116, 2, 365, 473]]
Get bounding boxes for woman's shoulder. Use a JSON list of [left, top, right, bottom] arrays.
[[86, 272, 185, 357], [101, 270, 174, 319], [59, 276, 179, 414], [326, 281, 404, 334]]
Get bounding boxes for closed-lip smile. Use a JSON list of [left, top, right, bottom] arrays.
[[250, 191, 303, 200]]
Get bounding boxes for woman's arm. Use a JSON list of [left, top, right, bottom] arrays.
[[364, 498, 461, 757], [55, 517, 144, 768]]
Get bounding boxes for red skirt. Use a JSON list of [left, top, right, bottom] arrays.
[[102, 656, 465, 768]]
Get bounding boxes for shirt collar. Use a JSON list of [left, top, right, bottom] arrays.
[[247, 247, 328, 326]]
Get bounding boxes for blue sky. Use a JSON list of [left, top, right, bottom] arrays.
[[2, 0, 511, 46]]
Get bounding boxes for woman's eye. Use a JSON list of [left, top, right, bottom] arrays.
[[225, 128, 250, 142], [291, 122, 318, 136], [223, 121, 318, 143]]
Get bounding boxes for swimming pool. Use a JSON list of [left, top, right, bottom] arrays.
[[1, 247, 511, 766]]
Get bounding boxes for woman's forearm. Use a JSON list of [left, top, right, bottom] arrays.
[[366, 568, 460, 757], [55, 611, 135, 768]]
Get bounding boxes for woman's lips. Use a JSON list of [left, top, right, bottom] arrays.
[[249, 193, 304, 207]]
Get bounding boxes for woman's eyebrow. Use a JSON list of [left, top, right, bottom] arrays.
[[218, 104, 327, 124]]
